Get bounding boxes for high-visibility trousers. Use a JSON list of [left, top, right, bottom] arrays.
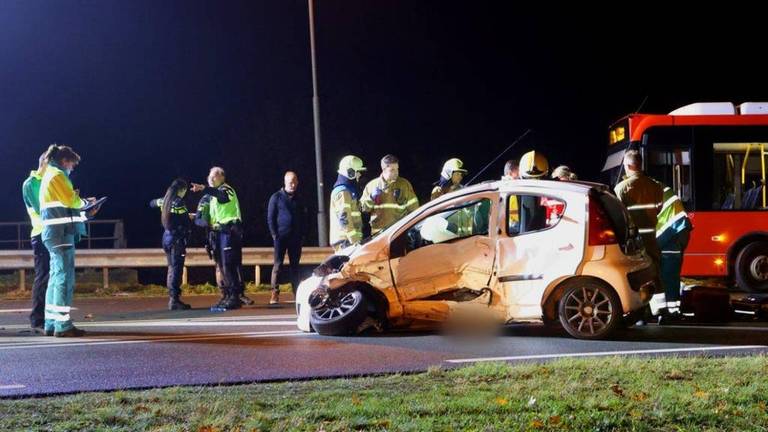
[[43, 233, 76, 333], [659, 228, 691, 306]]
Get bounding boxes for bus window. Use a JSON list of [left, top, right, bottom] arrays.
[[693, 126, 768, 211], [642, 126, 694, 209], [711, 143, 767, 210]]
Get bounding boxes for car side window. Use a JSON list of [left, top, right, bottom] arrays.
[[399, 198, 491, 253], [508, 194, 565, 236]]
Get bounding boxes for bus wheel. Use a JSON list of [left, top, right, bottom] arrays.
[[735, 240, 768, 292]]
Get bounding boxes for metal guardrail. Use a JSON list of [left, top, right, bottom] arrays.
[[0, 247, 334, 290], [0, 220, 126, 250]]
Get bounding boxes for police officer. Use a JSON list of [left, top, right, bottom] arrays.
[[21, 151, 50, 333], [361, 154, 419, 234], [194, 173, 224, 290], [40, 144, 96, 337], [430, 158, 467, 200], [330, 155, 366, 252], [191, 167, 250, 310], [150, 178, 193, 310]]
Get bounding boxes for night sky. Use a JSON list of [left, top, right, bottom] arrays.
[[2, 1, 766, 248]]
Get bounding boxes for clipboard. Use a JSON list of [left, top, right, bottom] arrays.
[[82, 196, 108, 212]]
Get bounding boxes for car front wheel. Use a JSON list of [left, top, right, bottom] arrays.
[[310, 289, 368, 336], [558, 279, 622, 340]]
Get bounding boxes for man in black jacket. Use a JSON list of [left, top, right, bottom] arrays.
[[267, 171, 306, 304]]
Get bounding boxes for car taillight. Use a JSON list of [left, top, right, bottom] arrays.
[[588, 198, 617, 245]]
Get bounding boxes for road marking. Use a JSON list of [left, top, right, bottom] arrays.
[[0, 314, 298, 330], [0, 384, 26, 390], [0, 307, 78, 314], [446, 345, 768, 363], [0, 330, 305, 350]]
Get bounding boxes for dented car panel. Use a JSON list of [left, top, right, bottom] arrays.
[[297, 179, 655, 339]]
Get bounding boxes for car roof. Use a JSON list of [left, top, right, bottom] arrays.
[[453, 179, 607, 195]]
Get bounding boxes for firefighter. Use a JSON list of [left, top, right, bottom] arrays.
[[149, 178, 193, 310], [430, 158, 467, 200], [190, 167, 250, 311], [518, 150, 549, 233], [613, 150, 664, 269], [40, 144, 96, 337], [330, 155, 366, 251], [21, 151, 49, 333], [655, 185, 692, 323], [361, 154, 419, 235]]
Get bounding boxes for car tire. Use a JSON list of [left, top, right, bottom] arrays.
[[310, 290, 369, 336], [558, 278, 622, 340], [735, 240, 768, 292]]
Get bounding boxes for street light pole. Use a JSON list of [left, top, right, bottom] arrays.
[[308, 0, 328, 246]]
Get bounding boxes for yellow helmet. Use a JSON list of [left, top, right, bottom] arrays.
[[338, 155, 367, 179], [519, 150, 549, 179], [440, 158, 468, 180]]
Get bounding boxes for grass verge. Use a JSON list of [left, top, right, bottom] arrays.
[[2, 356, 768, 431]]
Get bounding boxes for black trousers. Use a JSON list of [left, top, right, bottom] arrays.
[[162, 231, 187, 298], [217, 225, 244, 297], [29, 235, 50, 327], [271, 235, 302, 294]]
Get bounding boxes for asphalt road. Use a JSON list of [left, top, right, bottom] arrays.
[[2, 293, 768, 398]]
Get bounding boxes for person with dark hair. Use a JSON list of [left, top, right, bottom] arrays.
[[267, 171, 306, 305], [360, 154, 419, 235], [21, 151, 50, 333], [150, 178, 193, 310], [39, 144, 96, 337], [430, 158, 467, 200]]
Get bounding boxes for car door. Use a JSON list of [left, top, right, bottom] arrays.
[[495, 188, 586, 319], [388, 195, 497, 302]]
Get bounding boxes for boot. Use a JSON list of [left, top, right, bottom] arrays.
[[169, 296, 191, 310], [220, 295, 242, 311], [269, 289, 280, 305], [210, 292, 228, 311], [54, 326, 86, 338], [239, 294, 255, 306]]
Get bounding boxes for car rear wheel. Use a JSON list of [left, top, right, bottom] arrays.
[[558, 279, 622, 340], [310, 290, 368, 336], [735, 240, 768, 292]]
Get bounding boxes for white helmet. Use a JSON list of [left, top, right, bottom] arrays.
[[337, 155, 367, 179]]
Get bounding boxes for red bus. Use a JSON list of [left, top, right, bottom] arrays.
[[604, 102, 768, 291]]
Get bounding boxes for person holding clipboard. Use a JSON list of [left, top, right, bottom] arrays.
[[39, 144, 101, 337]]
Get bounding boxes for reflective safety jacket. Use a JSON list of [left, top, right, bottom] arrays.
[[430, 183, 462, 201], [330, 182, 363, 248], [614, 172, 664, 262], [208, 183, 240, 228], [22, 170, 44, 237], [656, 185, 692, 248], [39, 163, 87, 246], [360, 176, 419, 234]]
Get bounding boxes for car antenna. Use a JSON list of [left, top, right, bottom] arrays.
[[464, 128, 532, 186]]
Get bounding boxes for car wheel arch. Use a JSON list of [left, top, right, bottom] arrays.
[[541, 275, 618, 322]]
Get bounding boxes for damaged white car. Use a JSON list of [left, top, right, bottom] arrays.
[[297, 179, 657, 340]]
